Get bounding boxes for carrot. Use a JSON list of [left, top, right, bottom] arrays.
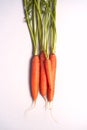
[[45, 59, 53, 90], [45, 0, 57, 103], [23, 0, 43, 106], [40, 52, 47, 100], [31, 55, 40, 103], [47, 88, 54, 102], [50, 54, 56, 88], [47, 54, 56, 102], [23, 0, 57, 110]]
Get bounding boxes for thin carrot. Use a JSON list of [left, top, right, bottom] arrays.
[[46, 0, 57, 103], [23, 0, 41, 104], [31, 55, 40, 103], [40, 52, 47, 100], [50, 54, 56, 88], [47, 87, 54, 102], [47, 54, 56, 102], [45, 59, 53, 90]]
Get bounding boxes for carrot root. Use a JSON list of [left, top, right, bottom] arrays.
[[45, 59, 53, 89], [40, 52, 47, 100], [47, 54, 56, 102], [31, 55, 40, 102], [50, 54, 57, 87], [24, 101, 36, 116]]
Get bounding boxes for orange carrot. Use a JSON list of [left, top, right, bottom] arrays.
[[47, 87, 54, 102], [45, 59, 53, 89], [50, 54, 56, 87], [31, 55, 40, 103], [47, 54, 56, 102], [40, 52, 47, 100]]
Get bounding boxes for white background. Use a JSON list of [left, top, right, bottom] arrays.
[[0, 0, 87, 130]]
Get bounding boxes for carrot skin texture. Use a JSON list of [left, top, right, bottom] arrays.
[[50, 54, 57, 87], [31, 55, 40, 102], [47, 87, 54, 102], [40, 52, 47, 97], [45, 59, 53, 89], [47, 54, 57, 102]]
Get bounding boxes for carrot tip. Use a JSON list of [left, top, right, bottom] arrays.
[[43, 96, 48, 110], [41, 96, 48, 110], [32, 100, 36, 108], [24, 101, 36, 116], [45, 101, 49, 110], [49, 101, 53, 110], [24, 106, 33, 116], [49, 109, 58, 124], [43, 96, 47, 102], [49, 109, 64, 127]]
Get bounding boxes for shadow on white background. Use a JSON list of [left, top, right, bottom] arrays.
[[0, 0, 87, 130]]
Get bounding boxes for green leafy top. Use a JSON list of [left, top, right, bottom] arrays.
[[23, 0, 57, 57]]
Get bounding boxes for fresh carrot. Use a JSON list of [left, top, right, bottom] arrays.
[[40, 52, 47, 100], [46, 0, 57, 103], [47, 87, 54, 102], [50, 54, 56, 88], [23, 0, 42, 104], [23, 0, 57, 109], [31, 55, 40, 103], [44, 58, 53, 90], [47, 54, 56, 102]]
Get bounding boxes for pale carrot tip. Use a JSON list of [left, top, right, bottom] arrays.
[[49, 101, 53, 110], [49, 109, 58, 124], [24, 106, 33, 116], [45, 101, 50, 110], [24, 101, 36, 116], [43, 96, 48, 110], [50, 109, 64, 127], [43, 96, 47, 102], [33, 100, 36, 108]]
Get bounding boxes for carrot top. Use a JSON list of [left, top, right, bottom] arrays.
[[23, 0, 43, 55], [50, 0, 57, 54], [23, 0, 57, 56], [41, 0, 57, 58]]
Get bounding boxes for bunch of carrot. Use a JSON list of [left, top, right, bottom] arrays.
[[23, 0, 57, 107]]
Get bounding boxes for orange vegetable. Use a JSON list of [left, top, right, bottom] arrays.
[[40, 52, 47, 100], [45, 59, 53, 89], [47, 54, 56, 102], [50, 54, 56, 87], [31, 55, 40, 103]]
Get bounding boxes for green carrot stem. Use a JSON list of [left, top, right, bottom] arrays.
[[49, 0, 57, 54], [34, 0, 43, 50], [23, 0, 38, 55]]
